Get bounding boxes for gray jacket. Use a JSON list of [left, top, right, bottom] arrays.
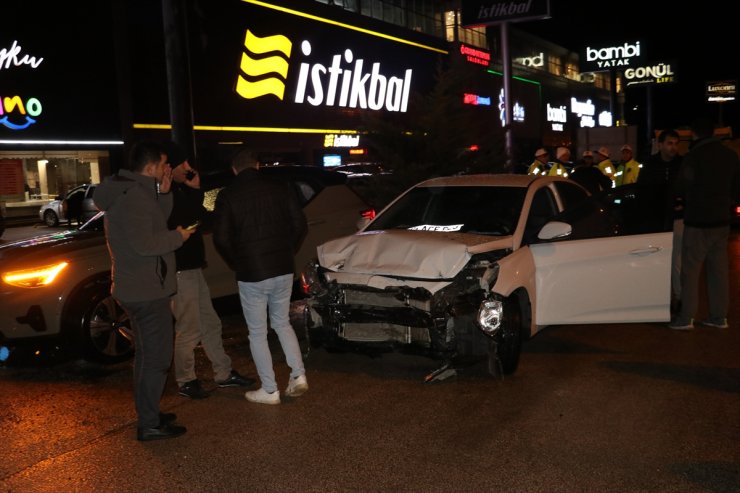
[[93, 169, 183, 302]]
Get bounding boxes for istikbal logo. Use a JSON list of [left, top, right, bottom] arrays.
[[236, 30, 413, 112]]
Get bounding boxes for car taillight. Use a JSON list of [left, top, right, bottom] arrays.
[[360, 208, 376, 220], [735, 205, 740, 216]]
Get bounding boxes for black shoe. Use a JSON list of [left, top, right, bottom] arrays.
[[178, 379, 210, 399], [159, 412, 177, 424], [137, 423, 187, 442], [216, 370, 256, 388]]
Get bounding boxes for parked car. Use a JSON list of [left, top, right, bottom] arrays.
[[299, 175, 674, 379], [0, 166, 370, 364], [38, 184, 99, 227]]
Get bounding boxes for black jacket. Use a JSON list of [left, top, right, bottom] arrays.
[[675, 137, 740, 228], [569, 165, 612, 195], [213, 168, 307, 282], [638, 152, 684, 220], [167, 182, 207, 270]]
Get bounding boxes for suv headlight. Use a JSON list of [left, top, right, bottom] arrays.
[[2, 261, 69, 288]]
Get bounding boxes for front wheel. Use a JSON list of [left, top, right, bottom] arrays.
[[488, 296, 524, 375], [43, 209, 59, 227], [65, 277, 134, 364]]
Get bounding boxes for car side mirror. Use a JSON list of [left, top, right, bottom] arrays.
[[538, 221, 572, 240]]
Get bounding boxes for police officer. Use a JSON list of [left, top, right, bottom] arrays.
[[595, 146, 615, 187], [528, 148, 550, 176], [614, 144, 641, 186]]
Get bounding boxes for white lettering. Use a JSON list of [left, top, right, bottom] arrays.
[[293, 42, 413, 113], [0, 40, 44, 70], [547, 103, 567, 123], [570, 97, 595, 116]]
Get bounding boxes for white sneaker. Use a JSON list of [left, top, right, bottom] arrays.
[[699, 318, 729, 329], [285, 375, 308, 397], [668, 319, 694, 331], [245, 387, 280, 405]]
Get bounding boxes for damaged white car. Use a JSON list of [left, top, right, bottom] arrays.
[[299, 175, 673, 380]]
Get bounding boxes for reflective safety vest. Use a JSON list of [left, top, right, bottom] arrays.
[[528, 160, 549, 176], [548, 161, 568, 177], [614, 159, 641, 186], [597, 158, 616, 186]]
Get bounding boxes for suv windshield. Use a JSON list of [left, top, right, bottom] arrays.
[[366, 185, 527, 236]]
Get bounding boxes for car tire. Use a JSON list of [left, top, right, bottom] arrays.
[[43, 210, 59, 227], [65, 276, 134, 364], [489, 295, 523, 375]]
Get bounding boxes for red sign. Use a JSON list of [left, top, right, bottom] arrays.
[[0, 159, 24, 195]]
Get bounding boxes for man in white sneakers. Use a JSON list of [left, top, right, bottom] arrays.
[[213, 149, 309, 404]]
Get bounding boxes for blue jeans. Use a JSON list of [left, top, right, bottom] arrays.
[[238, 274, 304, 393]]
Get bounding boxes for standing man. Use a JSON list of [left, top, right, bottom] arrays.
[[163, 142, 256, 400], [213, 149, 308, 405], [93, 141, 192, 441], [570, 150, 612, 195], [638, 129, 683, 313], [614, 144, 641, 186], [595, 147, 616, 186], [669, 118, 740, 330], [550, 147, 571, 177]]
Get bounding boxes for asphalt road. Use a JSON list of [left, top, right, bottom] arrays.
[[0, 226, 739, 492]]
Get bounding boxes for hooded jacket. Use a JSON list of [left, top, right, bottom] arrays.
[[93, 169, 183, 302]]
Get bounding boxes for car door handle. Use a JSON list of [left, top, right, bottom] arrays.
[[629, 247, 662, 255]]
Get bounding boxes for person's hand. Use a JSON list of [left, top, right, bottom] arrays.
[[159, 165, 173, 194], [176, 225, 195, 241], [185, 168, 200, 189]]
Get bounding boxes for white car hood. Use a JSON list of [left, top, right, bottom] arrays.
[[317, 229, 513, 282]]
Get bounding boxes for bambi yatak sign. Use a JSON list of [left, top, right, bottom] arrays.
[[580, 40, 643, 72], [236, 30, 414, 112]]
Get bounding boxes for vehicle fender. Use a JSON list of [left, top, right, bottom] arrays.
[[490, 246, 543, 336]]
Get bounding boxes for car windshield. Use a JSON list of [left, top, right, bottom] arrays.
[[366, 185, 527, 236]]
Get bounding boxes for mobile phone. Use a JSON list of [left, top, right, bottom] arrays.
[[185, 170, 197, 180], [185, 221, 200, 231]]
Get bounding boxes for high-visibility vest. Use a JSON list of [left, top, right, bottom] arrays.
[[614, 159, 641, 186], [548, 162, 568, 177], [597, 159, 616, 183], [528, 160, 549, 176]]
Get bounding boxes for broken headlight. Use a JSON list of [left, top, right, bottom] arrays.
[[300, 260, 326, 297], [476, 299, 503, 336]]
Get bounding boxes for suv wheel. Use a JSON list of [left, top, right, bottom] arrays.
[[489, 295, 523, 375], [66, 277, 134, 364]]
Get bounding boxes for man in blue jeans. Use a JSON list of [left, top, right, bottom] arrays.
[[213, 149, 308, 404]]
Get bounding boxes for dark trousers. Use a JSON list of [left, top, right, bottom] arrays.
[[118, 297, 174, 428]]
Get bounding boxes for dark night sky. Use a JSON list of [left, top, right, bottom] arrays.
[[515, 1, 740, 134]]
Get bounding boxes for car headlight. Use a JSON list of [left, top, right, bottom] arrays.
[[2, 261, 69, 288], [477, 299, 503, 336], [300, 260, 326, 297]]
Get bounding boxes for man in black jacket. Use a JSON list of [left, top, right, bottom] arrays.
[[213, 150, 308, 405], [669, 119, 740, 330], [164, 142, 255, 399]]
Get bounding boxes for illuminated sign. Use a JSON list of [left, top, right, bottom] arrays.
[[459, 43, 491, 67], [546, 103, 566, 132], [570, 97, 595, 128], [461, 0, 551, 27], [581, 41, 642, 72], [463, 93, 492, 106], [237, 30, 413, 112], [0, 95, 42, 130], [514, 52, 544, 68], [498, 88, 525, 126], [0, 40, 43, 70], [324, 134, 360, 147], [624, 62, 676, 86], [706, 80, 736, 102], [598, 111, 613, 127]]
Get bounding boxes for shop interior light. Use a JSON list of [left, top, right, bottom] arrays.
[[2, 261, 69, 288]]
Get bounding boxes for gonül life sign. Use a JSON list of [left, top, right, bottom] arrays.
[[236, 30, 413, 113]]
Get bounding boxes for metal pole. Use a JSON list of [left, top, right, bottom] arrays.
[[162, 0, 197, 165], [501, 22, 513, 171]]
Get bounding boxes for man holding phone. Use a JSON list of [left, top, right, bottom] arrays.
[[164, 141, 256, 399]]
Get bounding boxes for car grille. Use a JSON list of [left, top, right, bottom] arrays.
[[340, 322, 431, 345]]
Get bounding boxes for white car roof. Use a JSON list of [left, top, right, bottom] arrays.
[[414, 174, 569, 188]]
